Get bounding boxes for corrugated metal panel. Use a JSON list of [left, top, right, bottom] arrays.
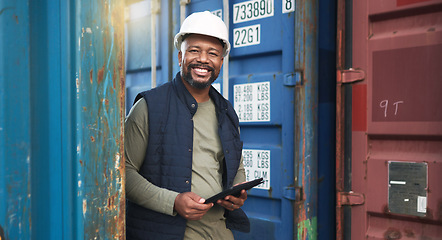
[[125, 0, 175, 113], [0, 0, 126, 239], [124, 0, 331, 239], [337, 0, 442, 239], [76, 0, 126, 239], [317, 0, 337, 238], [293, 1, 319, 239], [0, 0, 32, 239], [226, 0, 298, 238]]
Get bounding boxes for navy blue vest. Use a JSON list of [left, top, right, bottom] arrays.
[[126, 74, 250, 240]]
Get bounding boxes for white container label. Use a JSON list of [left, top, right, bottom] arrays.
[[282, 0, 295, 13], [211, 9, 222, 18], [234, 81, 270, 122], [233, 24, 261, 48], [233, 0, 274, 24], [242, 149, 270, 190], [417, 196, 427, 213]]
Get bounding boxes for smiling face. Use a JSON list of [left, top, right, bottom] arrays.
[[179, 34, 224, 89]]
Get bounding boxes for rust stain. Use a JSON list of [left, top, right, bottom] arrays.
[[0, 224, 5, 240], [107, 194, 117, 211], [82, 107, 87, 112], [0, 7, 13, 16], [103, 34, 107, 56], [90, 136, 95, 142], [112, 66, 117, 92], [97, 64, 105, 84], [383, 204, 390, 214], [384, 227, 401, 240], [90, 69, 93, 84], [404, 228, 415, 238], [80, 159, 83, 166], [335, 1, 347, 238]]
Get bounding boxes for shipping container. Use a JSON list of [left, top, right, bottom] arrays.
[[1, 0, 441, 239], [1, 0, 125, 239], [124, 0, 334, 239], [336, 0, 442, 239]]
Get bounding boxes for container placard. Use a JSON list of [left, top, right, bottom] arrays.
[[233, 0, 274, 24], [233, 24, 261, 48], [211, 9, 222, 18], [234, 81, 270, 122], [242, 149, 270, 190], [388, 161, 428, 217], [282, 0, 295, 13]]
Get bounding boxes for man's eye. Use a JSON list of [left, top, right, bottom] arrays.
[[209, 52, 219, 57]]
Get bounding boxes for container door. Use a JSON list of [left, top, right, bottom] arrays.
[[125, 0, 174, 112], [337, 0, 442, 239], [229, 0, 296, 237], [184, 0, 298, 239]]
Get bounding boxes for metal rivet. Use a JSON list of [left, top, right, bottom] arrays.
[[191, 103, 196, 108], [185, 180, 189, 184]]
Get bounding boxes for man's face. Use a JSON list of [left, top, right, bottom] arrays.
[[179, 34, 224, 89]]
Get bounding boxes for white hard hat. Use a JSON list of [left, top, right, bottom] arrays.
[[174, 11, 230, 57]]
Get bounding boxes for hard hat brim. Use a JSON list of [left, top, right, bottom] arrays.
[[174, 32, 231, 57]]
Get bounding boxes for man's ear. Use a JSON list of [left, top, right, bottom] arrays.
[[178, 51, 182, 67]]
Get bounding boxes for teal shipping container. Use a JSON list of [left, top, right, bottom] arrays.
[[1, 0, 125, 239]]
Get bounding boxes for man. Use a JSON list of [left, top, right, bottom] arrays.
[[125, 11, 250, 239]]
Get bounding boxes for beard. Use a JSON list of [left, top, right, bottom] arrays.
[[181, 64, 218, 89]]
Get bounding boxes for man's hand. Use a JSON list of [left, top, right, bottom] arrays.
[[174, 192, 213, 220], [216, 189, 248, 211]]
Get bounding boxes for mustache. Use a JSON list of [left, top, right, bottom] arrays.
[[188, 64, 215, 72]]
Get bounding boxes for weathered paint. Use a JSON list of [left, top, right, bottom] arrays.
[[335, 0, 348, 239], [294, 0, 319, 239], [75, 0, 125, 239], [297, 217, 318, 239], [337, 0, 442, 239], [0, 0, 32, 239], [1, 0, 125, 239]]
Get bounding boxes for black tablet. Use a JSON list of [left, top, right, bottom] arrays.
[[204, 178, 264, 204]]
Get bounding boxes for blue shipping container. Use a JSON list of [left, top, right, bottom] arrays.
[[125, 0, 335, 239], [0, 0, 336, 239]]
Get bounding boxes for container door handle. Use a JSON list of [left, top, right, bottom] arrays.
[[283, 186, 302, 201], [337, 68, 365, 84], [337, 191, 365, 206]]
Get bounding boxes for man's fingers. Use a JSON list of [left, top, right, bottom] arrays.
[[174, 192, 213, 220], [216, 189, 248, 211]]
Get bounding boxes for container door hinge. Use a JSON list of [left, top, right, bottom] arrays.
[[284, 72, 302, 86], [283, 186, 302, 201], [337, 68, 365, 84], [337, 191, 365, 206]]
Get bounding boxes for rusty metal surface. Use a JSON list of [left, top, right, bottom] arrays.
[[294, 0, 319, 239], [335, 0, 347, 238], [76, 0, 125, 239]]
